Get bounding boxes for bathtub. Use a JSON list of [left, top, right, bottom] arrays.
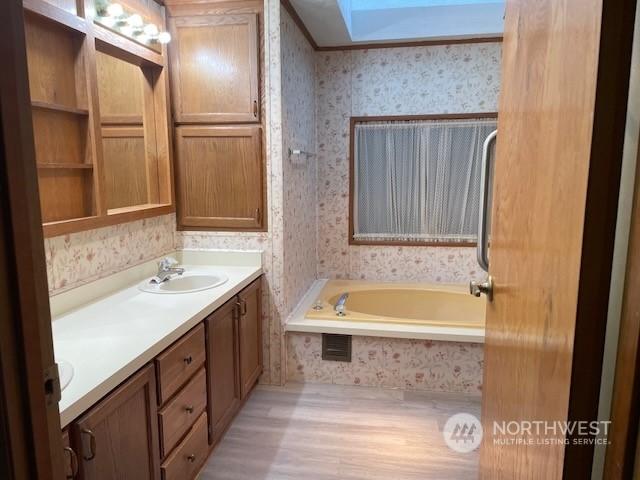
[[305, 280, 485, 328]]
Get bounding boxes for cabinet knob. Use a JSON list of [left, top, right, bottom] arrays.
[[187, 454, 196, 463], [185, 405, 194, 414], [253, 100, 258, 117], [183, 355, 193, 365]]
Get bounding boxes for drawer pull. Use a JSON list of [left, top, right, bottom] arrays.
[[80, 429, 96, 461], [64, 446, 78, 479], [187, 454, 196, 463], [185, 405, 194, 414], [236, 299, 247, 316], [183, 355, 193, 365]]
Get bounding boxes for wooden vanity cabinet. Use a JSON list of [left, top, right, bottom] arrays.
[[61, 276, 263, 480], [206, 277, 262, 444], [72, 364, 161, 480], [206, 296, 241, 445], [237, 278, 262, 398]]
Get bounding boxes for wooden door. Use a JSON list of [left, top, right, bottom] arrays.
[[206, 296, 241, 445], [168, 13, 259, 124], [73, 365, 161, 480], [238, 279, 262, 399], [0, 1, 65, 478], [175, 125, 264, 230], [479, 0, 636, 478]]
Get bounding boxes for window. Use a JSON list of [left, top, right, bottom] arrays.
[[350, 114, 497, 245]]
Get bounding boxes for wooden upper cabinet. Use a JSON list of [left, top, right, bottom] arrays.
[[168, 13, 260, 124], [176, 126, 264, 230], [23, 0, 175, 237], [73, 365, 161, 480]]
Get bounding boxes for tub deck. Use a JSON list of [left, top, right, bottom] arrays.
[[286, 279, 486, 343]]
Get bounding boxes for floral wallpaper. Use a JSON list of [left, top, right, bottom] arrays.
[[287, 332, 484, 395], [44, 15, 498, 393], [316, 43, 502, 282], [45, 214, 175, 294], [280, 8, 317, 316]]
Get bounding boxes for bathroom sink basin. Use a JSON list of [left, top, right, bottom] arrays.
[[57, 360, 74, 392], [138, 272, 228, 294]]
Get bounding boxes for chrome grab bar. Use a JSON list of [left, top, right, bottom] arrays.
[[477, 129, 497, 272]]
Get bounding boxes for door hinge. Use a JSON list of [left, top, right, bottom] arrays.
[[44, 363, 61, 406]]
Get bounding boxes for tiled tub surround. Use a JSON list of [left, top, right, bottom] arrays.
[[287, 332, 484, 395], [316, 43, 502, 283]]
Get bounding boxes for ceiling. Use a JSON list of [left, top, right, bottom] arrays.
[[288, 0, 505, 48]]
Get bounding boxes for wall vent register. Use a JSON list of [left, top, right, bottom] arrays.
[[322, 334, 352, 362]]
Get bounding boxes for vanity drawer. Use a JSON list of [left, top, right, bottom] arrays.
[[161, 412, 208, 480], [156, 324, 206, 404], [159, 367, 207, 457]]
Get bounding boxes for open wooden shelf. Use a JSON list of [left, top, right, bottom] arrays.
[[43, 204, 174, 237], [23, 0, 175, 237], [37, 162, 93, 169], [31, 100, 89, 116]]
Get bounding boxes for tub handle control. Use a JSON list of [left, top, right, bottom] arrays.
[[470, 276, 494, 302]]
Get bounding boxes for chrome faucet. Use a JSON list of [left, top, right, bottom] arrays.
[[334, 293, 349, 316], [150, 257, 185, 284]]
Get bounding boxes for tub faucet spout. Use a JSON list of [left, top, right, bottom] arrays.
[[334, 293, 349, 316]]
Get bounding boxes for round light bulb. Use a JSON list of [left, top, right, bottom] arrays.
[[106, 3, 124, 17], [100, 16, 116, 27], [127, 14, 143, 27], [119, 24, 134, 37], [143, 23, 159, 36], [157, 31, 171, 44], [137, 33, 149, 43]]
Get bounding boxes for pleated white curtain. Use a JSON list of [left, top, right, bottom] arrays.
[[353, 118, 497, 243]]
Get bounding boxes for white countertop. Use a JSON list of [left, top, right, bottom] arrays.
[[52, 250, 262, 428], [285, 279, 485, 343]]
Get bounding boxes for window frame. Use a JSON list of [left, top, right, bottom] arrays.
[[348, 112, 498, 247]]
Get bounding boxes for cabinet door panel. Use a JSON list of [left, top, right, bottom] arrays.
[[206, 297, 241, 445], [238, 279, 262, 398], [169, 14, 259, 123], [176, 126, 264, 230], [73, 365, 160, 480]]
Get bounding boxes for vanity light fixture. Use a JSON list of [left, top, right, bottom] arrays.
[[127, 13, 144, 28], [105, 2, 123, 17], [143, 23, 159, 36], [157, 32, 172, 44], [95, 0, 172, 44]]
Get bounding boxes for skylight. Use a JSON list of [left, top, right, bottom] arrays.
[[351, 0, 501, 10], [337, 0, 504, 43]]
